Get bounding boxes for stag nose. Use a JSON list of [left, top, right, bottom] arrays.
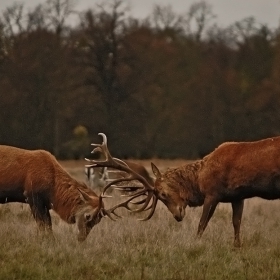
[[77, 228, 91, 242], [77, 235, 86, 242], [173, 206, 185, 222]]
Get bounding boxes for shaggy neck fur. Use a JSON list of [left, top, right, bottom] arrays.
[[163, 160, 205, 207], [50, 163, 98, 223]]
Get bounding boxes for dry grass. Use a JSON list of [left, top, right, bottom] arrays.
[[1, 160, 280, 279]]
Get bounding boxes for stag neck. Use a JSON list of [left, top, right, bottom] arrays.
[[160, 160, 203, 206], [182, 160, 204, 206]]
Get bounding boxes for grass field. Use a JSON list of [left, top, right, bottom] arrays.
[[1, 160, 280, 280]]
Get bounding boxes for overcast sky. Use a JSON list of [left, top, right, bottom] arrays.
[[0, 0, 279, 28]]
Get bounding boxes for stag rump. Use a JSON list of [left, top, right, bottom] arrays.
[[0, 145, 115, 241], [87, 133, 280, 247]]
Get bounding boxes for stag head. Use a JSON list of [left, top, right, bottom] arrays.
[[75, 189, 105, 242], [151, 163, 186, 221]]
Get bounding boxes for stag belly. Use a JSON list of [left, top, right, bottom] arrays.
[[221, 183, 280, 202], [0, 189, 26, 203]]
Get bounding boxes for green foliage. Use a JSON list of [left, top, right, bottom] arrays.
[[73, 125, 88, 138], [60, 125, 91, 159]]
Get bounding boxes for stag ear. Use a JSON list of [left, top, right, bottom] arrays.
[[78, 188, 92, 203], [151, 162, 162, 179]]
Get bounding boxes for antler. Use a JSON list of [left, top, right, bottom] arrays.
[[85, 133, 158, 221]]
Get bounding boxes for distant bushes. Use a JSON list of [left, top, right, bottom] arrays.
[[60, 125, 91, 159]]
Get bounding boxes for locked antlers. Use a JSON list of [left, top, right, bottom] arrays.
[[85, 133, 158, 221]]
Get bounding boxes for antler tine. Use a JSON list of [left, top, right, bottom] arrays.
[[128, 191, 155, 213], [138, 195, 158, 221], [114, 185, 143, 192], [102, 177, 135, 195], [102, 189, 158, 222], [103, 195, 158, 222], [90, 133, 112, 162], [87, 133, 159, 221], [86, 133, 130, 173], [102, 191, 146, 220], [86, 133, 154, 195]]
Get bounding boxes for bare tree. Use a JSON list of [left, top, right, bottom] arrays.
[[44, 0, 76, 36], [184, 1, 216, 41], [227, 17, 262, 46], [43, 0, 77, 156], [151, 4, 184, 33], [26, 4, 48, 31], [2, 3, 25, 36], [79, 0, 131, 151]]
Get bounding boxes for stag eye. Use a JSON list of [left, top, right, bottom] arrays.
[[159, 192, 168, 200]]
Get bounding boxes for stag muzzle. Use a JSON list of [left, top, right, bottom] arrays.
[[77, 227, 91, 242], [77, 216, 101, 242], [172, 206, 185, 222]]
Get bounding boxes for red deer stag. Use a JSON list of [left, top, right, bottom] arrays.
[[87, 133, 280, 247], [0, 145, 115, 242]]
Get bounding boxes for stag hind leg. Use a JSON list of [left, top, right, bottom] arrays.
[[231, 200, 244, 247], [26, 192, 52, 233]]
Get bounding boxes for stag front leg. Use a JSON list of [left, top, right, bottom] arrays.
[[197, 196, 218, 238], [27, 193, 52, 233], [231, 200, 244, 247]]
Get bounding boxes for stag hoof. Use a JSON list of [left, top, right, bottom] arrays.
[[233, 240, 242, 248]]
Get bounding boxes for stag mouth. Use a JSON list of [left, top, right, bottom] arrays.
[[172, 206, 185, 222], [174, 215, 183, 222], [77, 234, 87, 242]]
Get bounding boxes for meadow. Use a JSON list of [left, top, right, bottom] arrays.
[[1, 160, 280, 280]]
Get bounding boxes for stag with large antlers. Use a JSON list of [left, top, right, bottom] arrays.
[[0, 145, 116, 241], [87, 133, 280, 247]]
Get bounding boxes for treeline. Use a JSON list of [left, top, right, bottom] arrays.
[[1, 0, 280, 159]]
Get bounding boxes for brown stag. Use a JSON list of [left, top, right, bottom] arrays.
[[86, 133, 280, 247], [0, 145, 115, 241]]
